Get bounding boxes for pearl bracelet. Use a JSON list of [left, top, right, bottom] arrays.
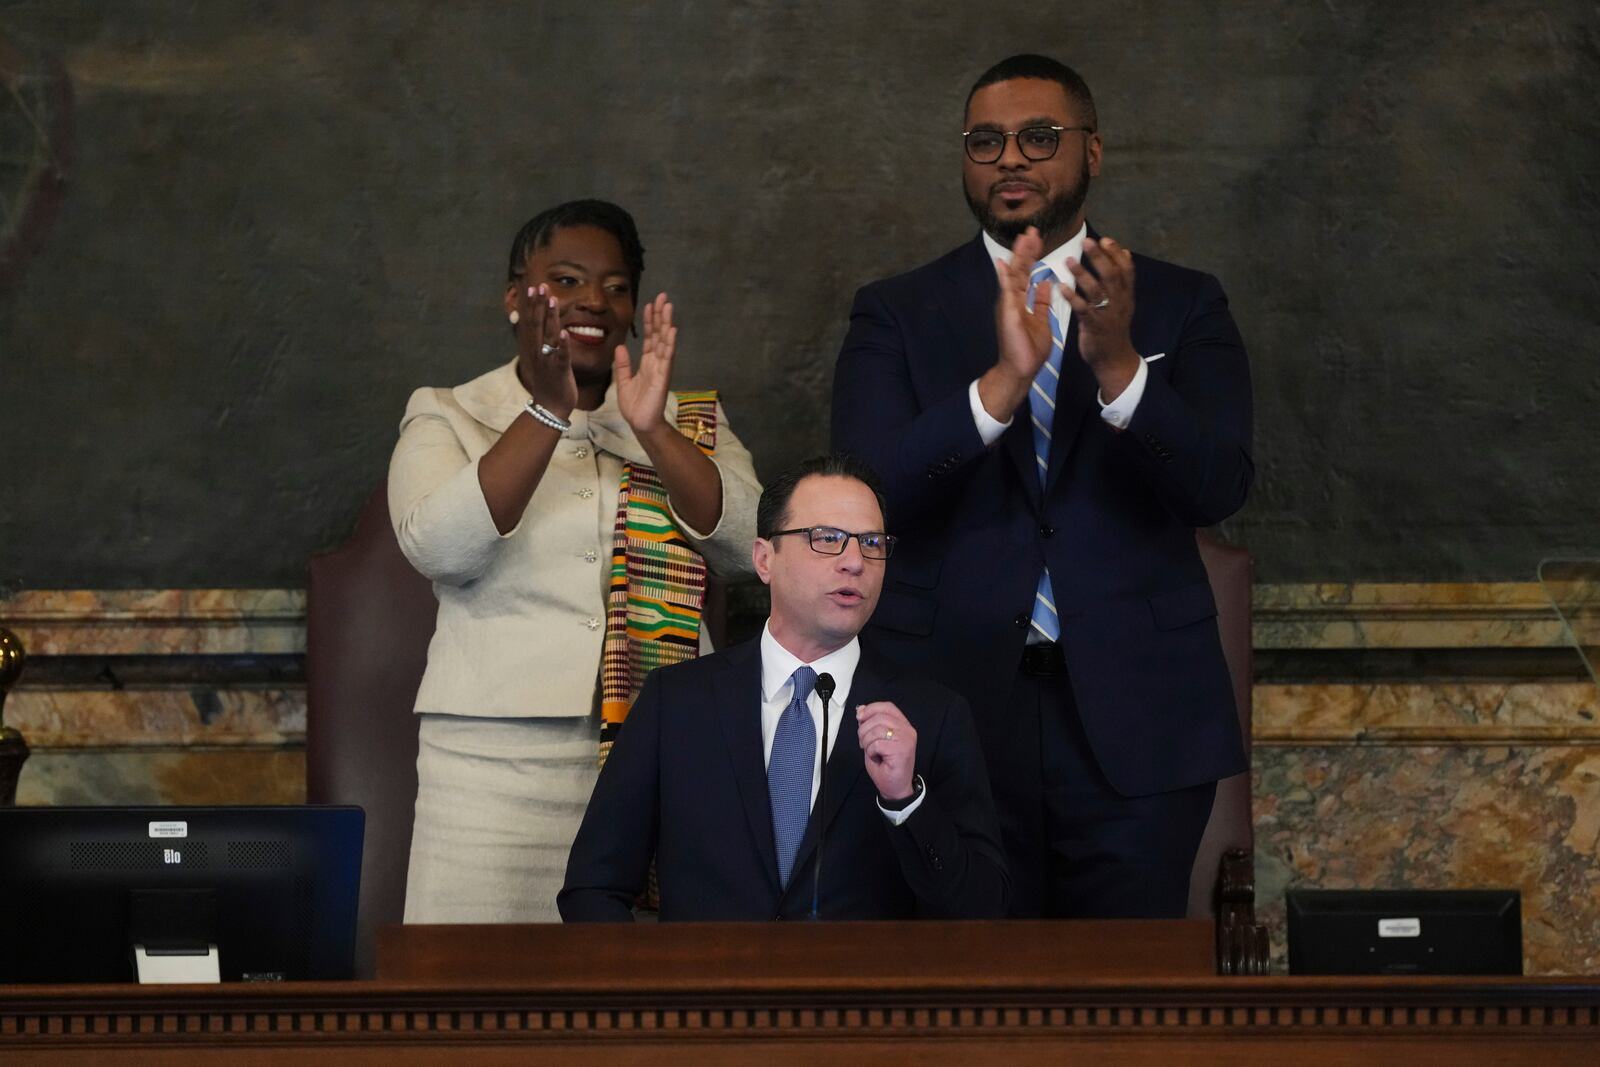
[[523, 400, 572, 433]]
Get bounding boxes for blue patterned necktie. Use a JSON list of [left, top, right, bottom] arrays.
[[768, 665, 818, 888], [1027, 262, 1064, 643]]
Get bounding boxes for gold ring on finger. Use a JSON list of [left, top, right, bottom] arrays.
[[884, 728, 895, 741]]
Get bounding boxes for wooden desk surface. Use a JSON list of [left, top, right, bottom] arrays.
[[374, 919, 1219, 987]]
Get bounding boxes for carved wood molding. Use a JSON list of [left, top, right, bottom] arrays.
[[3, 981, 1598, 1048]]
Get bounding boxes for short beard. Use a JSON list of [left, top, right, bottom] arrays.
[[965, 169, 1091, 248]]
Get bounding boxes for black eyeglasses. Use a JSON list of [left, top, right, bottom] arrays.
[[962, 125, 1094, 163], [768, 526, 897, 560]]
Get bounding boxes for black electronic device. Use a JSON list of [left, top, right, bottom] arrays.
[[1286, 888, 1522, 975], [0, 805, 363, 983]]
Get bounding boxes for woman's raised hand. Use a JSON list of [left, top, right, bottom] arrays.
[[513, 283, 577, 419], [614, 292, 678, 436]]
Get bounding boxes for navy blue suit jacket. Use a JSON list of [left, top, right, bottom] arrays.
[[831, 232, 1252, 797], [558, 638, 1008, 921]]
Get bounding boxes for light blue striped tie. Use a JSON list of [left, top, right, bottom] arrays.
[[768, 665, 817, 888], [1027, 262, 1063, 644]]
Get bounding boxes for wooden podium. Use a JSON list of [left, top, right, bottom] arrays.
[[3, 921, 1598, 1064]]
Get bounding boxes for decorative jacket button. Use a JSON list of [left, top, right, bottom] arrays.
[[574, 447, 589, 459], [585, 618, 601, 631], [1040, 524, 1054, 538], [577, 487, 594, 499], [1014, 613, 1029, 628], [584, 550, 598, 563]]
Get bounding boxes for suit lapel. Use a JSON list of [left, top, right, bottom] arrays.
[[936, 236, 1003, 383], [939, 236, 1043, 513], [1002, 403, 1046, 511], [711, 643, 781, 893]]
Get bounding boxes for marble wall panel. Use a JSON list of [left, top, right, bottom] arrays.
[[0, 592, 309, 806], [7, 689, 305, 747], [1254, 744, 1600, 976], [14, 749, 305, 806]]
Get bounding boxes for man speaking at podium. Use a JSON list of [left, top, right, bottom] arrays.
[[560, 455, 1008, 921]]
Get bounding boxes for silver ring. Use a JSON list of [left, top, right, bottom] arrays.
[[1091, 297, 1111, 311], [539, 342, 560, 356]]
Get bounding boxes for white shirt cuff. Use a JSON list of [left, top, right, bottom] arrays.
[[1098, 357, 1149, 429], [968, 380, 1012, 446], [877, 775, 927, 826]]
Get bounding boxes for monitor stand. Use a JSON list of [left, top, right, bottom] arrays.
[[129, 887, 221, 983], [133, 943, 221, 984]]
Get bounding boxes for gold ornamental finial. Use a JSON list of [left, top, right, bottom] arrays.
[[0, 626, 24, 733], [0, 626, 28, 804]]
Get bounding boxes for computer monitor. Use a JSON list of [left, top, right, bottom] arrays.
[[0, 805, 363, 983], [1287, 888, 1522, 975]]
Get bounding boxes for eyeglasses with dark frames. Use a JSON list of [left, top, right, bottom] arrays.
[[767, 526, 897, 560], [961, 125, 1095, 164]]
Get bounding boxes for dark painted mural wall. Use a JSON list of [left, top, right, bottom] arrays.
[[2, 1, 1597, 588]]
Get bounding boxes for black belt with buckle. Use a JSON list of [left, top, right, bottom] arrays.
[[1019, 642, 1066, 676]]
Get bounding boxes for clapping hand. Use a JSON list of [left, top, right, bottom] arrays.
[[992, 226, 1057, 384], [614, 293, 678, 436], [512, 282, 576, 419], [1062, 236, 1139, 374]]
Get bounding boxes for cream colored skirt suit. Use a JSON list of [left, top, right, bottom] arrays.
[[388, 358, 760, 922]]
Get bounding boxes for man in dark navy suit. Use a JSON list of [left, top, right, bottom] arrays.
[[559, 455, 1007, 921], [831, 54, 1253, 918]]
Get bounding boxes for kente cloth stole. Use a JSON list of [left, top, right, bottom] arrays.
[[598, 390, 719, 766]]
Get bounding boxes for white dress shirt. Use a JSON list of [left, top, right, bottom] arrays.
[[758, 623, 925, 825], [967, 224, 1149, 442]]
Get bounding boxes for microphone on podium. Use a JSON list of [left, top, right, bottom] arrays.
[[810, 672, 836, 920]]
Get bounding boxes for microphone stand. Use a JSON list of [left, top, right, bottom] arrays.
[[810, 673, 835, 921]]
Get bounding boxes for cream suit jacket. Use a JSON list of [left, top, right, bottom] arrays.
[[387, 358, 761, 719]]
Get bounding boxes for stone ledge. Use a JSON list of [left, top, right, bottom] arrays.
[[0, 589, 305, 655], [1255, 682, 1600, 744], [1252, 583, 1570, 650]]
